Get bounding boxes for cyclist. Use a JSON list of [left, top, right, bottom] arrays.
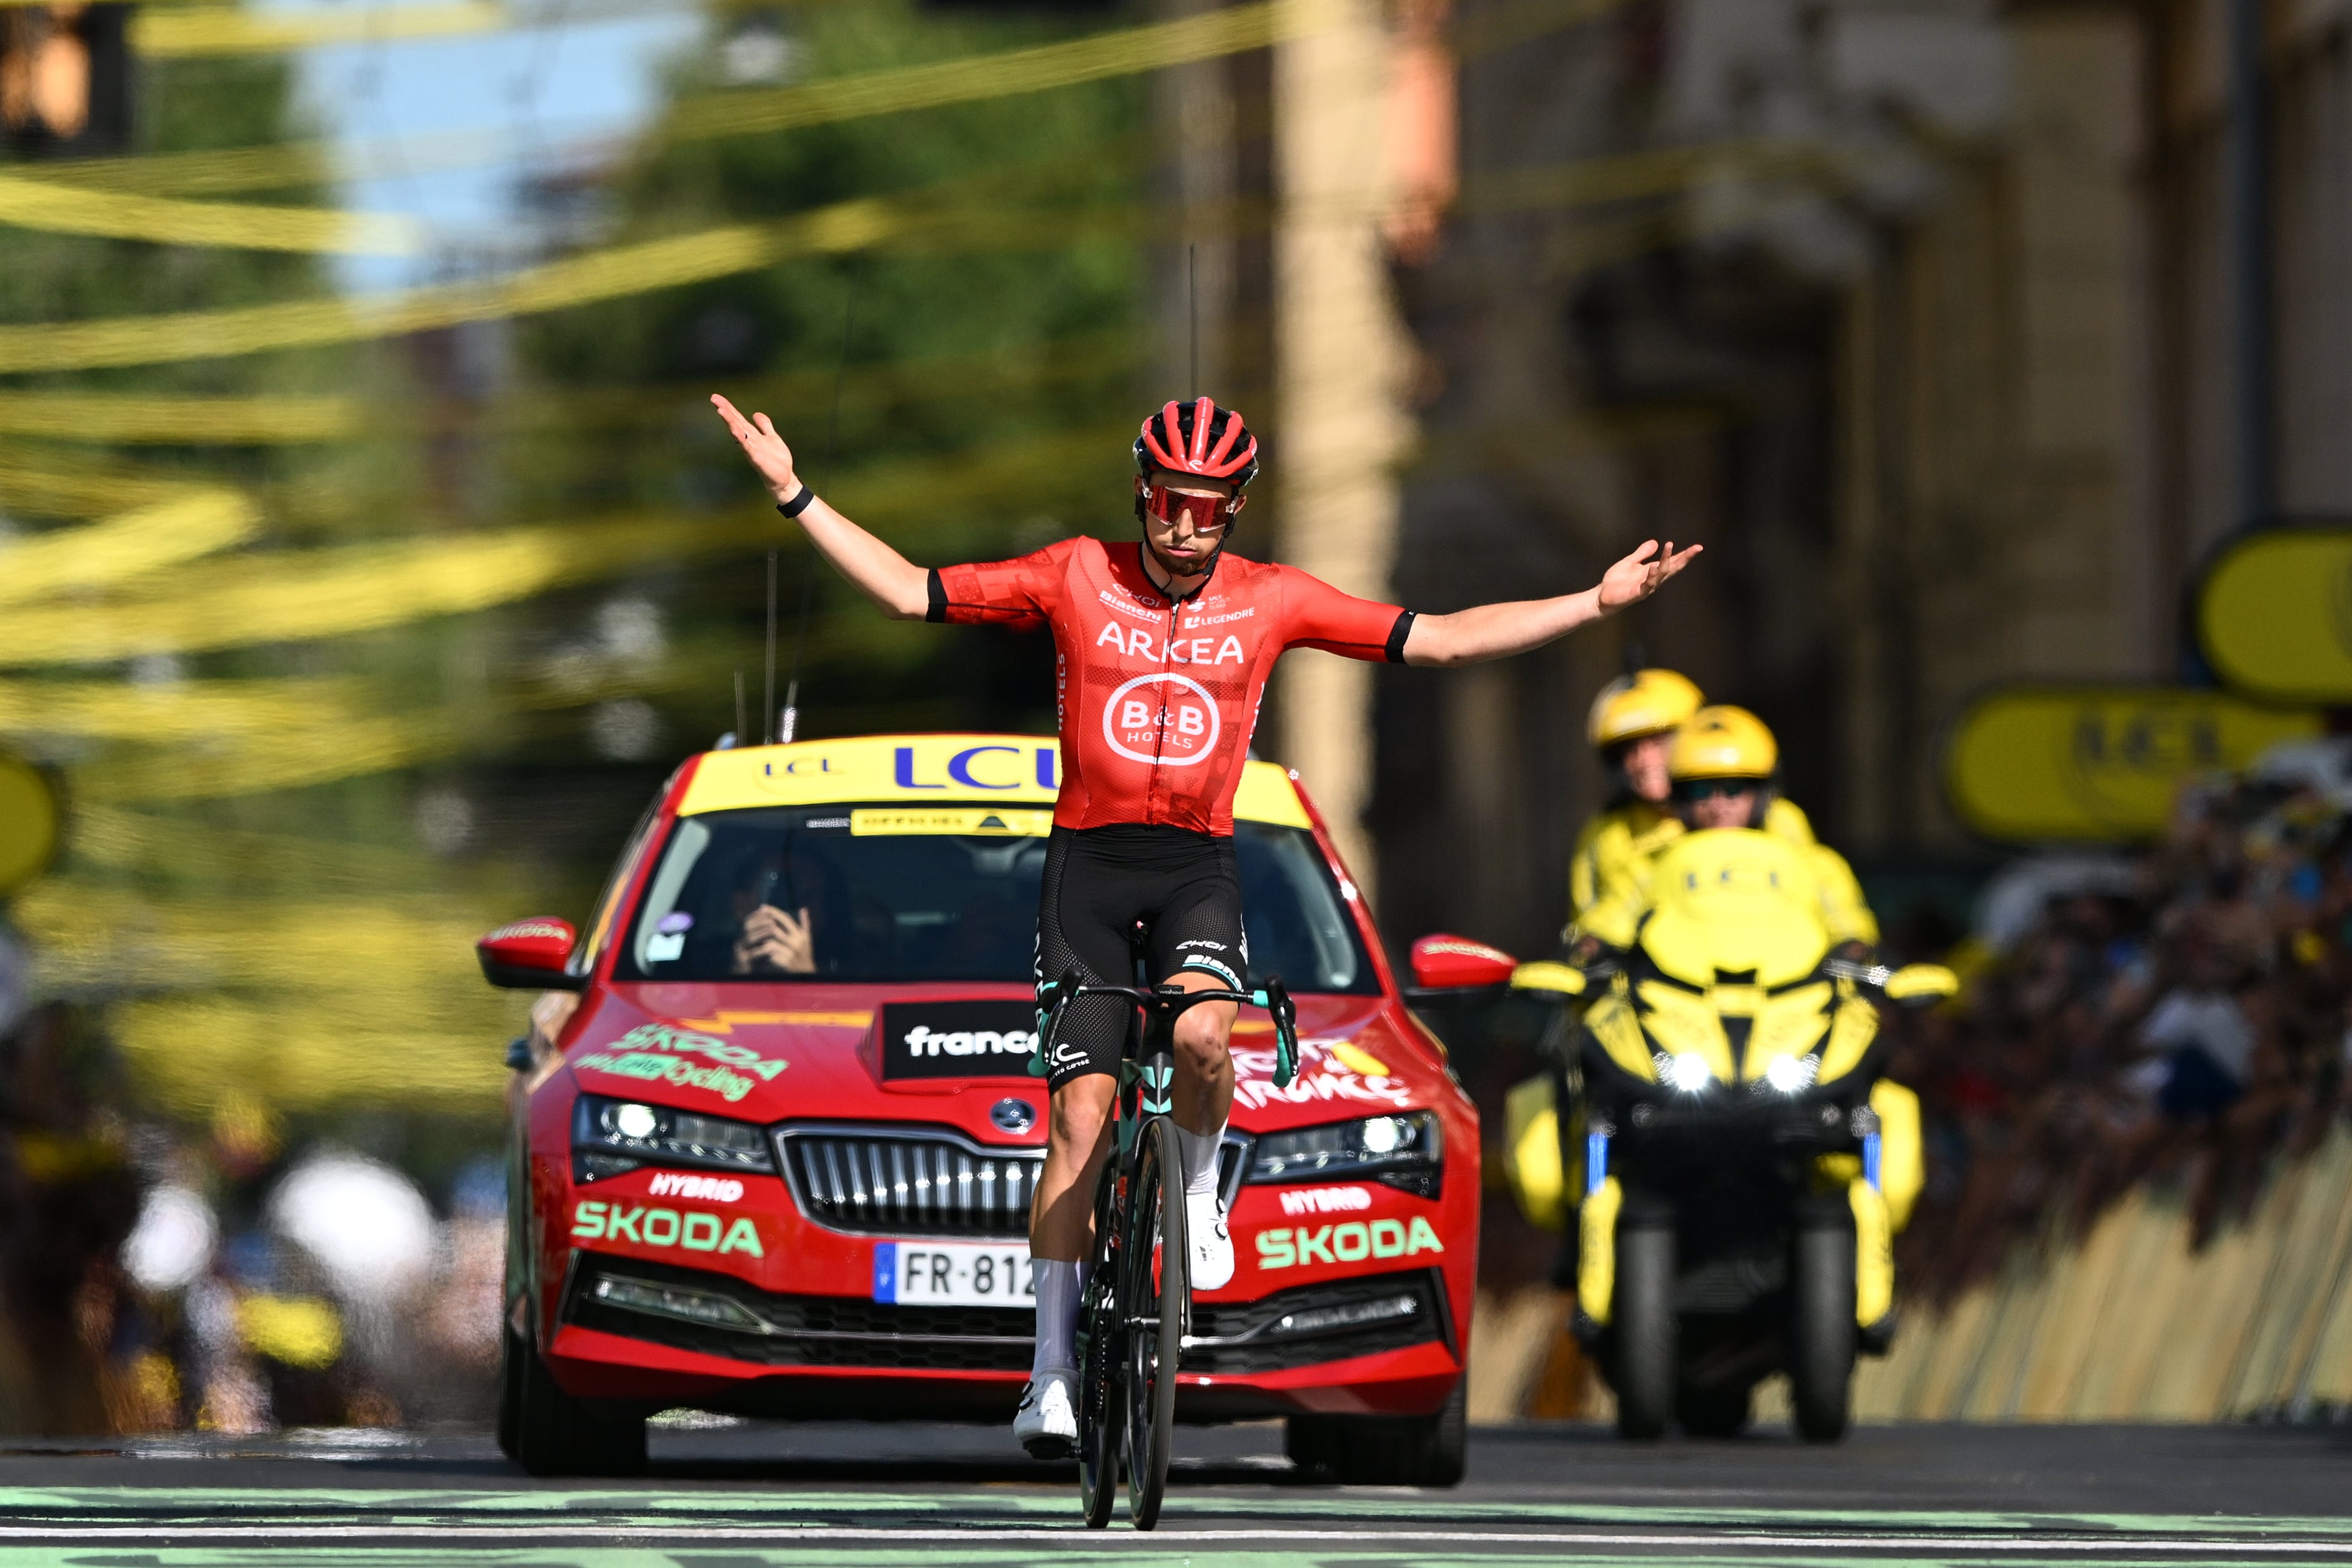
[[1578, 703, 1877, 954], [710, 390, 1701, 1457]]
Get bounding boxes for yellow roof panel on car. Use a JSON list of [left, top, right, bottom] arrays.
[[676, 734, 1312, 828]]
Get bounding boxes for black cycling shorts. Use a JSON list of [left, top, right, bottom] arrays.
[[1034, 824, 1247, 1092]]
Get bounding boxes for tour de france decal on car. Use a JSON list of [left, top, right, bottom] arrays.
[[571, 1023, 787, 1105], [571, 1200, 764, 1257], [1255, 1216, 1446, 1272], [1100, 671, 1222, 766], [1229, 1034, 1413, 1112]]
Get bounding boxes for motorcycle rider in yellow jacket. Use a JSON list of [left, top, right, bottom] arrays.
[[1576, 704, 1878, 954]]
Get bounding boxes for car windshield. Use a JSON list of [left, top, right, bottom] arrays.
[[612, 804, 1377, 993]]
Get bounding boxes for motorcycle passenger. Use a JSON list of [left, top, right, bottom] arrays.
[[1567, 690, 1834, 946], [1579, 705, 1877, 955]]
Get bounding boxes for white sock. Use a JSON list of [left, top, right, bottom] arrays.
[[1177, 1122, 1227, 1200], [1031, 1259, 1082, 1380]]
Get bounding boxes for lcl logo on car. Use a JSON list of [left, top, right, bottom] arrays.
[[879, 999, 1041, 1082]]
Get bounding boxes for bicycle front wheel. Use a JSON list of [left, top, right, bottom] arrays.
[[1124, 1114, 1187, 1530], [1077, 1155, 1123, 1529]]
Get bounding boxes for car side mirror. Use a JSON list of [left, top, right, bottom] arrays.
[[1509, 961, 1587, 999], [1884, 963, 1959, 1007], [1409, 933, 1518, 991], [478, 918, 586, 991]]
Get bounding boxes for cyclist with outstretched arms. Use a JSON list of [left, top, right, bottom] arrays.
[[710, 391, 1700, 1457]]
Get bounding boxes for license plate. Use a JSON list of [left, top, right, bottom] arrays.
[[872, 1240, 1035, 1305]]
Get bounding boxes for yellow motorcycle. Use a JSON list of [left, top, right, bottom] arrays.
[[1508, 827, 1952, 1441]]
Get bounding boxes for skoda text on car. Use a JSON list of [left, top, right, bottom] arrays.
[[482, 733, 1479, 1477]]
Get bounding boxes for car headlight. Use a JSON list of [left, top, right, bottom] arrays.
[[1244, 1112, 1443, 1199], [572, 1094, 776, 1183], [1763, 1054, 1820, 1094]]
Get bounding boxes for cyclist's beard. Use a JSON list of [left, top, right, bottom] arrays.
[[1141, 525, 1222, 589]]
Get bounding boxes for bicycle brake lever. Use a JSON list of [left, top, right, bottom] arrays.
[[1254, 980, 1299, 1090]]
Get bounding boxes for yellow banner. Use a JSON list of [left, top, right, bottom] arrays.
[[0, 171, 419, 255], [1945, 686, 2320, 842], [2197, 527, 2352, 703]]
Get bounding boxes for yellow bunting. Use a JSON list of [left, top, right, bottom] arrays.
[[0, 510, 779, 666], [0, 489, 260, 607], [0, 198, 899, 373], [0, 461, 200, 518], [1944, 685, 2320, 842], [668, 0, 1306, 141], [132, 1, 505, 57], [113, 994, 514, 1114], [16, 882, 503, 988], [83, 712, 476, 803], [48, 1, 1294, 198], [0, 677, 371, 743], [0, 171, 421, 255], [0, 392, 360, 443], [2196, 526, 2352, 703]]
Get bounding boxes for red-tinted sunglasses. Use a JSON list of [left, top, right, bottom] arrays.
[[1138, 478, 1241, 531]]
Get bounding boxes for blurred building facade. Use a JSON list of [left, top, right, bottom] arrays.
[[1204, 0, 2352, 960]]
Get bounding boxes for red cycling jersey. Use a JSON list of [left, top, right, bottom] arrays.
[[929, 537, 1413, 835]]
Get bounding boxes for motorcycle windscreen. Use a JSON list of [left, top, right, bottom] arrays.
[[1639, 828, 1831, 989]]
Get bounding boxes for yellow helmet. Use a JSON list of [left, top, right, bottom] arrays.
[[1669, 704, 1778, 781], [1587, 668, 1703, 750]]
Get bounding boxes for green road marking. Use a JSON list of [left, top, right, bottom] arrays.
[[8, 1489, 2352, 1539], [0, 1551, 2332, 1568]]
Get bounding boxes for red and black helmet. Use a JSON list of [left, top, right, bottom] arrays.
[[1134, 397, 1259, 489]]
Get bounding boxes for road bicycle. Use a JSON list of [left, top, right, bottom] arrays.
[[1032, 971, 1299, 1529]]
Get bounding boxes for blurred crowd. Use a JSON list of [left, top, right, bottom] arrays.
[[1888, 741, 2352, 1303], [0, 1000, 502, 1435]]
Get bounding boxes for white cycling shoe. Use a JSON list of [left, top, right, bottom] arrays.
[[1015, 1369, 1077, 1459], [1187, 1191, 1234, 1290]]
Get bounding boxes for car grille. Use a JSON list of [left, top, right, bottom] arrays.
[[1185, 1268, 1449, 1375], [775, 1125, 1044, 1239], [773, 1125, 1251, 1239], [567, 1257, 1033, 1372]]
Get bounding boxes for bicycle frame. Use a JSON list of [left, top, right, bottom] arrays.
[[1034, 973, 1298, 1529]]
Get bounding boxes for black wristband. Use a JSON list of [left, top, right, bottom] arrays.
[[776, 483, 816, 518]]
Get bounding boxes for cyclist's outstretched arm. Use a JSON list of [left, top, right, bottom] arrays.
[[1402, 537, 1702, 667], [710, 393, 929, 621]]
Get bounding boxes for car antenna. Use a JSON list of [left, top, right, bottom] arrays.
[[734, 668, 747, 746], [762, 551, 778, 744], [1189, 241, 1198, 395], [779, 269, 859, 745]]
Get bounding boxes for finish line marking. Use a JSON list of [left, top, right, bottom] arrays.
[[6, 1524, 2352, 1551]]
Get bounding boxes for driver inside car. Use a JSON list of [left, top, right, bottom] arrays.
[[727, 851, 830, 976]]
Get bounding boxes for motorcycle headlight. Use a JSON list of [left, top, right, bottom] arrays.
[[572, 1094, 775, 1183], [1245, 1111, 1444, 1199], [1654, 1051, 1713, 1093]]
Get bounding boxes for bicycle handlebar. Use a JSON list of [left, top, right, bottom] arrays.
[[1031, 973, 1301, 1090]]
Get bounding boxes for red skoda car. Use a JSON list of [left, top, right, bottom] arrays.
[[482, 734, 1481, 1483]]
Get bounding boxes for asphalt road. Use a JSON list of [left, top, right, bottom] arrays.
[[4, 1419, 2352, 1564]]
